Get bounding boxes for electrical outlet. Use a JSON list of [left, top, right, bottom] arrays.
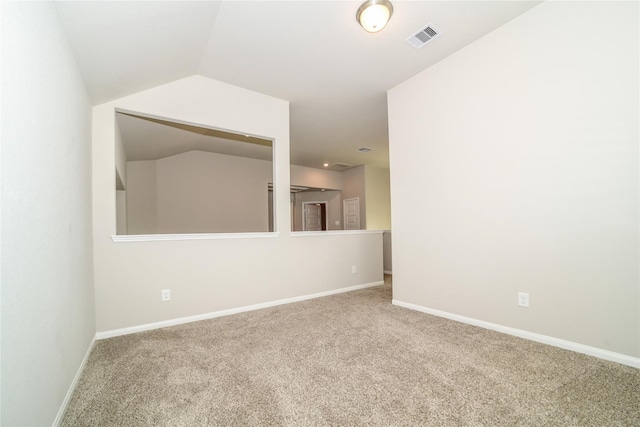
[[518, 292, 529, 307], [351, 265, 357, 274], [335, 220, 340, 226], [162, 289, 171, 302]]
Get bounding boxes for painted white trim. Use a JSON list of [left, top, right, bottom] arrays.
[[98, 281, 384, 339], [53, 334, 97, 426], [112, 232, 280, 242], [392, 300, 640, 369], [291, 230, 383, 237], [383, 270, 393, 275]]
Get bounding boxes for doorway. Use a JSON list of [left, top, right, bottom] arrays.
[[302, 202, 328, 231], [343, 197, 360, 230]]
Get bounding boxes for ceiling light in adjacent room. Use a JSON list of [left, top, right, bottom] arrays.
[[356, 0, 393, 33]]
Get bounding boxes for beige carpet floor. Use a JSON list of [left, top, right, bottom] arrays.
[[62, 277, 639, 426]]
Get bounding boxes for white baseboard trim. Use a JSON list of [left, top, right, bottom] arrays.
[[98, 281, 385, 340], [53, 333, 97, 426], [392, 299, 639, 369], [383, 270, 392, 275]]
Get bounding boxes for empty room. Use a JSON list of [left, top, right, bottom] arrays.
[[1, 1, 638, 426]]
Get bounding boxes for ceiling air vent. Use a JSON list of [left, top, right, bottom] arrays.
[[405, 24, 441, 49], [357, 147, 372, 153], [328, 162, 354, 170]]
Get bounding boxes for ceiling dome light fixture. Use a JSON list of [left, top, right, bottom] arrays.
[[356, 0, 393, 33]]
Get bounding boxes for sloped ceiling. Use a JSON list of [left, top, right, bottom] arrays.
[[117, 112, 272, 162], [56, 1, 542, 169]]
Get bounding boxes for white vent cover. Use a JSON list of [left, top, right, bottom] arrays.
[[329, 162, 354, 169], [405, 24, 441, 49]]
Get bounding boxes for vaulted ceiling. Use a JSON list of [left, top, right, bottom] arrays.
[[55, 1, 542, 169]]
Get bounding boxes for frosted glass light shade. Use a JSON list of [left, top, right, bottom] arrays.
[[356, 0, 393, 33]]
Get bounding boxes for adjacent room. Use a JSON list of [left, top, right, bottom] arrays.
[[1, 1, 638, 426]]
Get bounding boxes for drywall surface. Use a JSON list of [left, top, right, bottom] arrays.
[[93, 76, 383, 332], [126, 160, 157, 234], [291, 164, 343, 190], [365, 166, 391, 230], [1, 2, 96, 425], [116, 190, 127, 235], [342, 165, 367, 229], [388, 1, 639, 357], [115, 117, 127, 186], [156, 151, 272, 233], [383, 231, 392, 273], [126, 151, 272, 234]]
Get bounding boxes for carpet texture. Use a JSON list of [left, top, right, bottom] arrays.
[[62, 278, 639, 426]]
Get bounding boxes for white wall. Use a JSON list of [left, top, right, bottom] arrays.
[[157, 151, 271, 233], [116, 190, 127, 235], [115, 115, 127, 186], [1, 2, 96, 425], [291, 164, 343, 190], [93, 76, 383, 333], [383, 231, 392, 273], [342, 165, 367, 229], [364, 166, 391, 230], [127, 151, 272, 234], [126, 160, 157, 234], [388, 1, 639, 358]]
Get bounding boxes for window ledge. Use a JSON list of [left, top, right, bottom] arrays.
[[112, 232, 280, 242]]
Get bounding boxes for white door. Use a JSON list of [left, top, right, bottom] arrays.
[[343, 198, 360, 230], [303, 203, 322, 231]]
